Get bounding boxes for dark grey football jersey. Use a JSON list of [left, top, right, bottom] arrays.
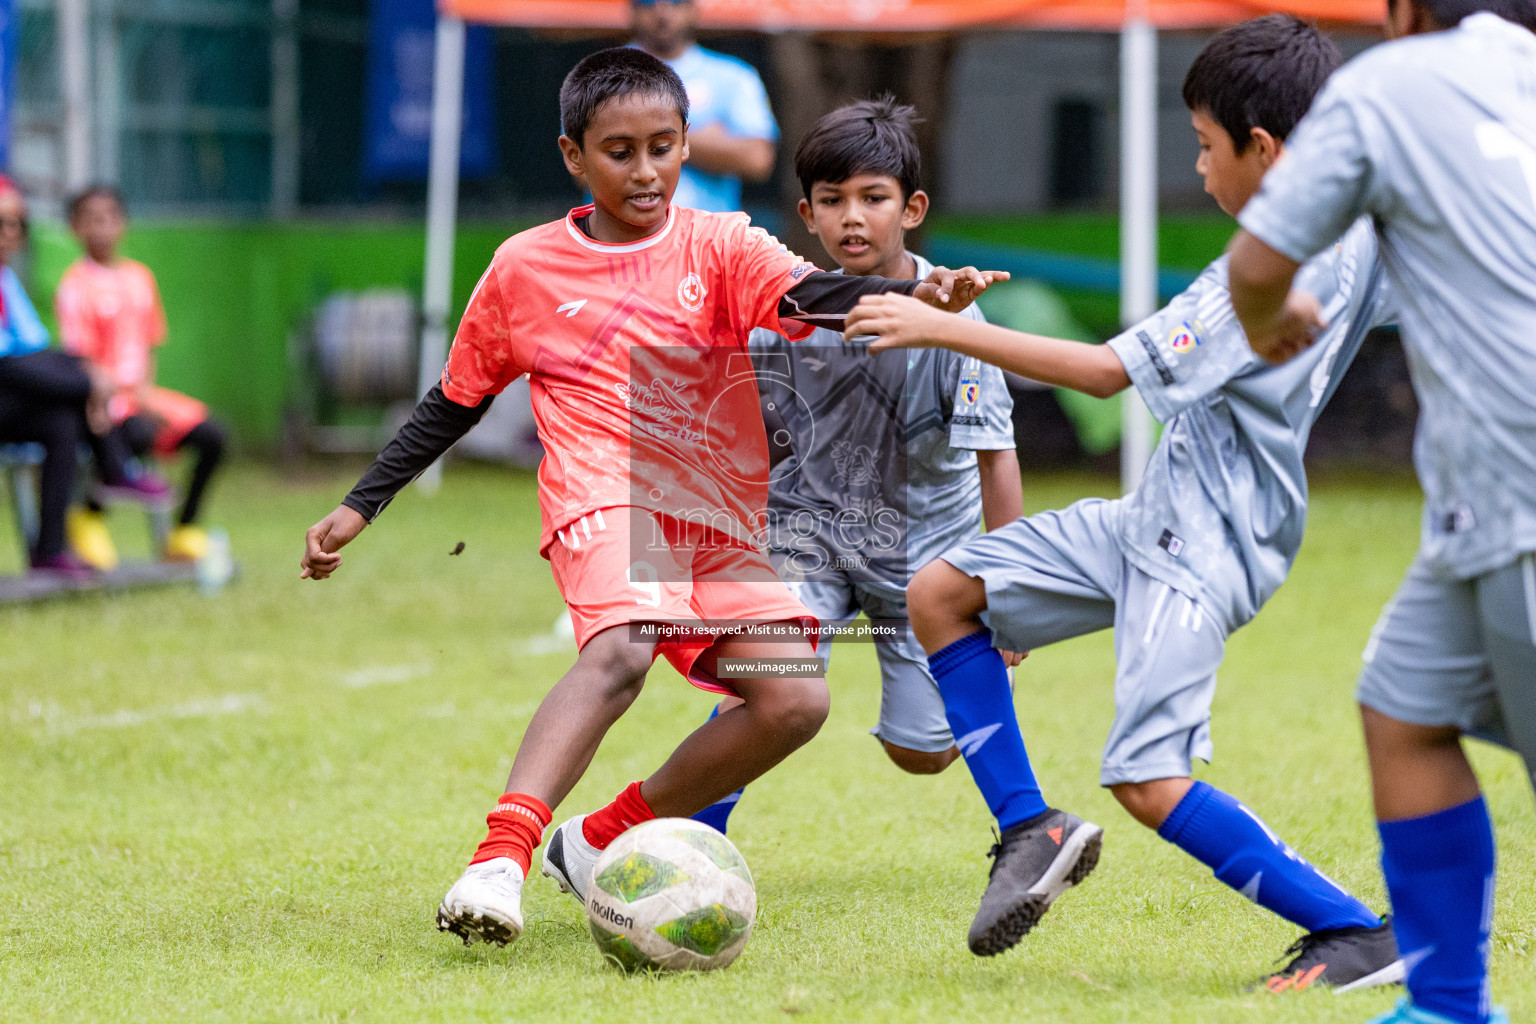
[[751, 254, 1015, 588]]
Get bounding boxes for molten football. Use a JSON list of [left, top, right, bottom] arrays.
[[585, 818, 756, 972]]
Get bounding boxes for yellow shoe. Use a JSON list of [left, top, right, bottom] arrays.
[[164, 525, 210, 563], [67, 508, 119, 571]]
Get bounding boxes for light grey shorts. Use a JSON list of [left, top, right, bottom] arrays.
[[941, 498, 1228, 786], [1358, 553, 1536, 775], [783, 574, 954, 754]]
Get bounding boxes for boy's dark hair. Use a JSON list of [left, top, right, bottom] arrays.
[[1182, 16, 1343, 153], [68, 184, 126, 222], [1392, 0, 1536, 29], [794, 96, 922, 201], [559, 47, 689, 148]]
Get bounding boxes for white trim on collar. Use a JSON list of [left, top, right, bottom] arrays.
[[564, 204, 677, 254]]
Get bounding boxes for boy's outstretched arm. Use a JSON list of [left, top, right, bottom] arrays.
[[914, 267, 1011, 312], [300, 384, 493, 580], [777, 267, 1008, 333], [845, 293, 1131, 399]]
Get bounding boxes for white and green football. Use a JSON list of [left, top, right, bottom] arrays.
[[585, 817, 756, 972]]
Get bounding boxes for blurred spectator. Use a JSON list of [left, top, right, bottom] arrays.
[[57, 186, 227, 563], [630, 0, 777, 212], [0, 177, 166, 580]]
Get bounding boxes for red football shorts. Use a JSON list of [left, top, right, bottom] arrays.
[[129, 386, 209, 456], [547, 506, 817, 695]]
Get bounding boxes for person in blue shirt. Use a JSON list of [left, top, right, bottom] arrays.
[[630, 0, 777, 212], [0, 177, 167, 579]]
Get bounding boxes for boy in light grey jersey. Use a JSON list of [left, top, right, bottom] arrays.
[[1230, 1, 1536, 1021], [847, 18, 1403, 991], [692, 99, 1021, 834]]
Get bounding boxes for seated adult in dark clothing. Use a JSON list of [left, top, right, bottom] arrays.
[[0, 177, 166, 579]]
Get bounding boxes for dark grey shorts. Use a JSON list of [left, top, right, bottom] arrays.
[[768, 557, 956, 755]]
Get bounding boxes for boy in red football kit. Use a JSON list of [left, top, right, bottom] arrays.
[[299, 47, 1002, 949]]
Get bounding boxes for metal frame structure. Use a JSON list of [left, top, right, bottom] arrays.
[[46, 0, 317, 214], [413, 1, 1205, 492], [414, 0, 1379, 492]]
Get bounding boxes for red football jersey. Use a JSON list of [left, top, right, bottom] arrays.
[[55, 258, 168, 414], [442, 204, 816, 555]]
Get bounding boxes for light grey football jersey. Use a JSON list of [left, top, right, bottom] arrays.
[[1109, 219, 1390, 631], [1239, 14, 1536, 580], [752, 254, 1015, 589]]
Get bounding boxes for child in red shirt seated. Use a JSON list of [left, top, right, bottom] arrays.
[[56, 186, 226, 563]]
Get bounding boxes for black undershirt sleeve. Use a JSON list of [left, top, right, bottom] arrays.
[[341, 384, 493, 522], [776, 271, 921, 332]]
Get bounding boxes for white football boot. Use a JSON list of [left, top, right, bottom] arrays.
[[435, 857, 525, 946], [541, 814, 601, 904]]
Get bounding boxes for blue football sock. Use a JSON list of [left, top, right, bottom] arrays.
[[1158, 781, 1381, 933], [691, 704, 743, 834], [692, 790, 741, 834], [928, 631, 1048, 830], [1379, 796, 1496, 1024]]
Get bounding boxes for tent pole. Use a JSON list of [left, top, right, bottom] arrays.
[[1118, 14, 1158, 493], [416, 14, 467, 494], [270, 0, 301, 218], [92, 4, 121, 186], [59, 0, 92, 189]]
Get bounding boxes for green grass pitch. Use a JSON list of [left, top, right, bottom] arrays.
[[2, 464, 1532, 1022]]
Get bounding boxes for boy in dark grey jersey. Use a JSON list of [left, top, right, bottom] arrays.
[[692, 98, 1023, 834], [1231, 1, 1536, 1021]]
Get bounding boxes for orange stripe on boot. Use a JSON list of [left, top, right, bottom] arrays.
[[1293, 964, 1327, 990]]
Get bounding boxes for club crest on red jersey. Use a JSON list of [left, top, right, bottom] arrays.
[[678, 273, 707, 312]]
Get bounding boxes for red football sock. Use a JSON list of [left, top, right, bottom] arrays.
[[470, 792, 552, 875], [581, 780, 656, 850]]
